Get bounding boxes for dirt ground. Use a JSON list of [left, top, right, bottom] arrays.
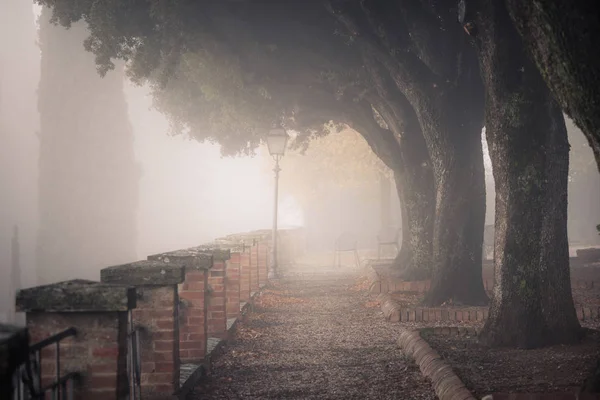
[[425, 329, 600, 397], [188, 261, 437, 400]]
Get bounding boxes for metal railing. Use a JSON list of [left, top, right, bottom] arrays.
[[127, 311, 142, 400], [13, 327, 80, 400]]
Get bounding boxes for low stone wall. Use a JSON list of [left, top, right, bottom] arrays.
[[9, 227, 306, 400], [378, 292, 600, 323]]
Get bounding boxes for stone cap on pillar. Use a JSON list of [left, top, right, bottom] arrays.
[[189, 244, 231, 261], [148, 249, 213, 270], [101, 260, 186, 286], [223, 230, 272, 245], [212, 238, 247, 253], [16, 279, 136, 313]]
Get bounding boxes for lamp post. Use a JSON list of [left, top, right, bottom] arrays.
[[266, 127, 289, 279]]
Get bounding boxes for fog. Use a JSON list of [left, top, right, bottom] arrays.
[[1, 3, 598, 323]]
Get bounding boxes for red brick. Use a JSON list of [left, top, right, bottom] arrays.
[[92, 346, 119, 359], [179, 342, 204, 350], [180, 291, 205, 300], [154, 341, 175, 351], [183, 349, 205, 359], [186, 298, 206, 307], [88, 373, 118, 388], [146, 351, 174, 363], [186, 333, 207, 342], [184, 282, 206, 291], [155, 362, 175, 373], [155, 320, 175, 330], [209, 310, 226, 318], [150, 331, 175, 341], [185, 271, 206, 281], [187, 317, 205, 326]]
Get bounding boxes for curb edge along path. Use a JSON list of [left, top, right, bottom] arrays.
[[189, 256, 438, 399], [398, 329, 475, 400]]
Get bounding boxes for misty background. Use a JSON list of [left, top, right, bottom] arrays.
[[1, 2, 598, 323]]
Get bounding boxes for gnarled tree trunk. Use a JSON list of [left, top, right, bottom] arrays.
[[364, 77, 435, 281], [504, 0, 600, 172], [391, 125, 434, 281], [472, 0, 581, 347], [421, 101, 488, 306]]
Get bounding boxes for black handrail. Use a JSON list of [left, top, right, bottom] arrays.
[[29, 327, 76, 353], [15, 327, 79, 400]]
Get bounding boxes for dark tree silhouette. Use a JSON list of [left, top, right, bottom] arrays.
[[37, 8, 139, 283]]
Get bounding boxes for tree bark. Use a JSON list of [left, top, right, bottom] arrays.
[[364, 74, 435, 281], [471, 0, 581, 347], [382, 50, 488, 306], [421, 103, 488, 306], [327, 2, 488, 305], [392, 162, 433, 280], [390, 111, 434, 281], [504, 0, 600, 172]]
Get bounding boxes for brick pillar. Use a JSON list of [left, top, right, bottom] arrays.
[[240, 251, 251, 303], [16, 280, 136, 400], [257, 242, 269, 287], [250, 245, 259, 294], [147, 250, 212, 364], [101, 260, 185, 399], [207, 261, 227, 339], [226, 253, 241, 319]]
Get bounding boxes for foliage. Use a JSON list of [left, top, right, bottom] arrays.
[[264, 127, 391, 206], [36, 0, 369, 156]]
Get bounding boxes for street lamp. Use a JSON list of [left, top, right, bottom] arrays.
[[266, 126, 289, 279]]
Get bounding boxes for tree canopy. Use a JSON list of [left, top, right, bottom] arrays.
[[36, 0, 600, 348], [267, 127, 391, 207]]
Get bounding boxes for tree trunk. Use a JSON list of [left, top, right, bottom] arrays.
[[472, 0, 581, 347], [422, 113, 488, 306], [504, 0, 600, 172], [370, 35, 488, 305], [538, 103, 582, 343], [390, 131, 434, 281], [364, 80, 435, 281], [397, 66, 488, 306]]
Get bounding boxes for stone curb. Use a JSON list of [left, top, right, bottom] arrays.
[[397, 329, 476, 400]]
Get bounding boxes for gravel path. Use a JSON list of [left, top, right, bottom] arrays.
[[189, 263, 437, 399]]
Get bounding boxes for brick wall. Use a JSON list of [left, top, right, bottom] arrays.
[[28, 312, 129, 400], [226, 253, 241, 319], [132, 286, 179, 398], [207, 261, 227, 339], [239, 251, 252, 302], [16, 280, 135, 400], [178, 269, 208, 363], [250, 245, 259, 294], [101, 260, 185, 398], [257, 243, 269, 286]]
